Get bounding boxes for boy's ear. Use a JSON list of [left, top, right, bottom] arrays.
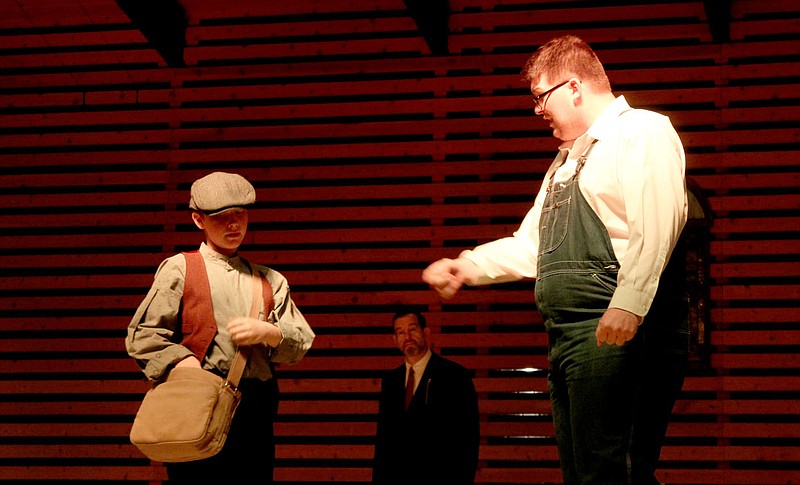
[[191, 211, 205, 230]]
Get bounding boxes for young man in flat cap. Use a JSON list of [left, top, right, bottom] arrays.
[[126, 171, 315, 483]]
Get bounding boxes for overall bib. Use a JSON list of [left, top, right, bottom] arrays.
[[534, 141, 689, 485]]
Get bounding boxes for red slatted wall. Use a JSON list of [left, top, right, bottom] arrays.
[[1, 0, 799, 483]]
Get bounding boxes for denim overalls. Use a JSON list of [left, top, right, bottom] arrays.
[[534, 140, 689, 485]]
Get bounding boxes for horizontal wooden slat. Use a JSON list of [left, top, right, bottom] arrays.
[[0, 223, 523, 251], [3, 290, 512, 311], [2, 38, 793, 92], [0, 401, 140, 416], [710, 260, 800, 279], [731, 18, 800, 40], [0, 467, 165, 481], [184, 38, 431, 65], [4, 420, 800, 442], [0, 203, 536, 231], [0, 50, 165, 70], [710, 354, 800, 368], [0, 444, 146, 460], [732, 0, 800, 16], [187, 17, 419, 45], [450, 3, 706, 31], [183, 0, 409, 22], [16, 128, 782, 160], [711, 284, 800, 301], [0, 30, 147, 50], [711, 217, 800, 235], [450, 25, 712, 53], [659, 469, 800, 485], [0, 310, 542, 332], [711, 306, 800, 325], [662, 445, 800, 461], [710, 240, 800, 257], [709, 195, 800, 214], [0, 42, 723, 90], [711, 330, 800, 346], [30, 442, 775, 465], [12, 397, 799, 419], [3, 376, 799, 397], [0, 0, 129, 29]]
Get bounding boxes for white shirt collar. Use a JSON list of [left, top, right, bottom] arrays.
[[199, 242, 243, 269], [586, 95, 632, 141], [406, 348, 432, 375], [558, 95, 631, 159]]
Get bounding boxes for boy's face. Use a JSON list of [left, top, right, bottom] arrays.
[[191, 208, 248, 257]]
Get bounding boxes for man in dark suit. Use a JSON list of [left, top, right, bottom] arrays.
[[372, 308, 480, 485]]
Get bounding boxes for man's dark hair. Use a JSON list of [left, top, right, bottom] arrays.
[[391, 307, 427, 329]]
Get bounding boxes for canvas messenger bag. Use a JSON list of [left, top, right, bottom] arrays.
[[129, 252, 273, 462]]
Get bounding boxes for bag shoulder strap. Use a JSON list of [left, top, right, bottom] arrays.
[[226, 258, 274, 388], [244, 257, 275, 319]]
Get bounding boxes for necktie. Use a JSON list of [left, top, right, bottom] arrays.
[[404, 367, 415, 410]]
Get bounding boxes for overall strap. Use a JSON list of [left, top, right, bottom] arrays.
[[545, 140, 599, 197], [573, 139, 599, 177], [180, 251, 217, 360]]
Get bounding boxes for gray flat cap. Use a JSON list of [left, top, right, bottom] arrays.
[[189, 172, 256, 215]]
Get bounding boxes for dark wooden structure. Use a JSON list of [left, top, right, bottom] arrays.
[[1, 0, 799, 483]]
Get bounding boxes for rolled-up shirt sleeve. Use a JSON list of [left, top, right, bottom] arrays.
[[265, 270, 315, 364]]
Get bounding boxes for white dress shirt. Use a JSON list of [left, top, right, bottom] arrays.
[[406, 349, 432, 393], [461, 96, 687, 317]]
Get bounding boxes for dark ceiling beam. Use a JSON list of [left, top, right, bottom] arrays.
[[403, 0, 451, 56], [703, 0, 732, 43], [115, 0, 187, 67]]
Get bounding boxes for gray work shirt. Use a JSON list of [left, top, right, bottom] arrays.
[[126, 243, 315, 381]]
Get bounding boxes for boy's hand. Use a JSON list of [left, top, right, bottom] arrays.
[[228, 317, 283, 347]]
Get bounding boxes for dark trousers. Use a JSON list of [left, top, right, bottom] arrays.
[[547, 317, 641, 485], [629, 320, 689, 484], [547, 318, 688, 485], [166, 378, 279, 484]]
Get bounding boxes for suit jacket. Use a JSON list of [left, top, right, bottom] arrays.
[[372, 351, 480, 485]]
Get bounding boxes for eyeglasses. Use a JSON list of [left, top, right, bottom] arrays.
[[532, 80, 569, 111]]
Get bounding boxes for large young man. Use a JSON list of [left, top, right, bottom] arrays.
[[423, 36, 689, 484]]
